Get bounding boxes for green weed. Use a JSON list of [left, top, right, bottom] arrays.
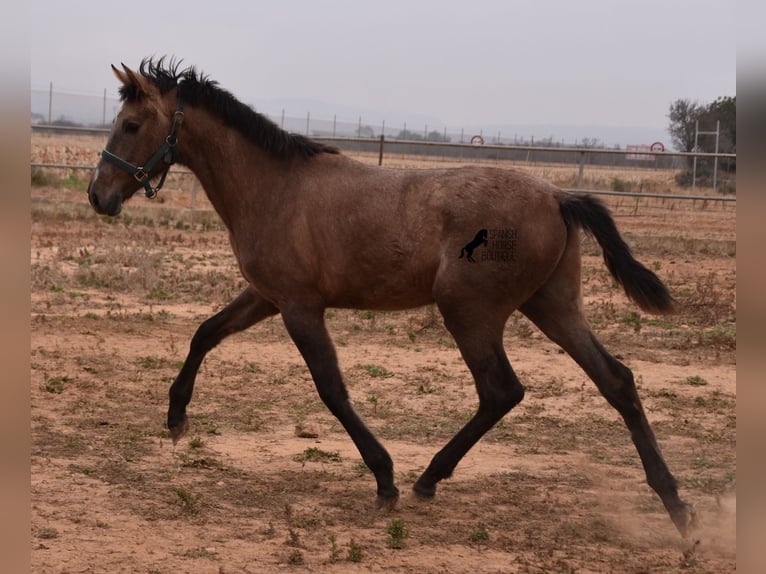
[[294, 447, 342, 464], [358, 364, 394, 378], [386, 518, 409, 549], [684, 375, 708, 387], [44, 376, 70, 394], [347, 539, 363, 562], [172, 486, 201, 515], [469, 522, 490, 544]]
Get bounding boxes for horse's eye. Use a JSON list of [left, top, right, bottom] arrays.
[[123, 121, 140, 134]]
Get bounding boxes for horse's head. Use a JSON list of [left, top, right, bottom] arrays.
[[87, 63, 181, 216]]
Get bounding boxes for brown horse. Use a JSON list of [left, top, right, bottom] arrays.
[[87, 58, 695, 536]]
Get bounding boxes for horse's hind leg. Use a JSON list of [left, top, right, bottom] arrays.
[[168, 287, 278, 442], [520, 276, 694, 535], [414, 305, 524, 498], [280, 304, 398, 508]]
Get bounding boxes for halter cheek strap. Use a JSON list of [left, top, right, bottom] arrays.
[[101, 92, 185, 199]]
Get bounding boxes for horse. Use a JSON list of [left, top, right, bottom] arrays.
[[87, 57, 695, 536]]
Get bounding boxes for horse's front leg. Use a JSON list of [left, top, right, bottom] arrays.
[[280, 303, 399, 508], [168, 288, 278, 442]]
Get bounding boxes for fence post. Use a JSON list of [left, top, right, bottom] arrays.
[[378, 135, 385, 166], [48, 82, 53, 124], [577, 151, 586, 188], [692, 120, 699, 191], [713, 119, 720, 190]]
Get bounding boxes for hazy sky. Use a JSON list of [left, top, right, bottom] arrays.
[[30, 0, 736, 133]]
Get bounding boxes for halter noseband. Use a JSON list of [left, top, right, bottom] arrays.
[[100, 89, 185, 199]]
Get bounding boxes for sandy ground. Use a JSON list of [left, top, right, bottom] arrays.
[[31, 135, 735, 572]]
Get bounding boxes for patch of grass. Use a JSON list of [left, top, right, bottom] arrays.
[[146, 287, 172, 301], [347, 539, 363, 562], [182, 547, 217, 559], [188, 436, 204, 449], [178, 455, 224, 470], [469, 522, 490, 545], [386, 518, 409, 549], [611, 176, 633, 192], [693, 392, 733, 411], [620, 311, 642, 333], [328, 534, 340, 562], [37, 527, 59, 540], [293, 447, 342, 464], [43, 375, 70, 394], [31, 168, 52, 187], [172, 486, 201, 515], [357, 363, 394, 378], [136, 355, 168, 370], [286, 527, 302, 547], [59, 172, 90, 190], [702, 323, 736, 350], [286, 549, 304, 564], [684, 375, 708, 387], [244, 362, 262, 374]]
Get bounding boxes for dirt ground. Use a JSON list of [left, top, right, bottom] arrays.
[[31, 135, 735, 573]]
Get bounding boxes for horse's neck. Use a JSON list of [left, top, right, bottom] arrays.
[[179, 107, 278, 230]]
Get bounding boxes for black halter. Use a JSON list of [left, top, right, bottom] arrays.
[[101, 89, 185, 199]]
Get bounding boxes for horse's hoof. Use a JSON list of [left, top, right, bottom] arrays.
[[168, 417, 189, 445], [673, 502, 698, 538], [412, 481, 436, 500], [375, 493, 399, 512]]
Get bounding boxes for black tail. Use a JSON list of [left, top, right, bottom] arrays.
[[559, 194, 675, 314]]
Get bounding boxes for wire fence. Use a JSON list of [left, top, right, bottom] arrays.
[[31, 85, 736, 205], [29, 85, 677, 148]]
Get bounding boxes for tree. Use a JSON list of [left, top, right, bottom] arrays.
[[394, 129, 424, 141], [667, 99, 704, 153], [702, 96, 736, 154], [668, 97, 735, 156], [668, 96, 736, 187]]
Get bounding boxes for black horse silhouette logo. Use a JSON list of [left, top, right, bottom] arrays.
[[459, 229, 488, 262]]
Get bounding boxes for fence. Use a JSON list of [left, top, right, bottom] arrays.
[[31, 85, 737, 187], [33, 85, 655, 147], [31, 125, 737, 215]]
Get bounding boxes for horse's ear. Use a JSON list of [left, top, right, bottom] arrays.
[[112, 63, 157, 100], [111, 64, 129, 85]]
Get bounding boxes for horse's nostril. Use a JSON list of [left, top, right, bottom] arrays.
[[88, 189, 99, 210]]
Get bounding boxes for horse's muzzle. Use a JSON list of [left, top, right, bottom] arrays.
[[87, 181, 123, 216]]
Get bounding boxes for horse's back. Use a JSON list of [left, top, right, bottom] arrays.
[[254, 159, 570, 311]]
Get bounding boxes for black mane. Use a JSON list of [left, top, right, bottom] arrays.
[[122, 57, 338, 160]]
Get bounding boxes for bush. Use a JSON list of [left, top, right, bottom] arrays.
[[31, 168, 51, 187], [611, 177, 632, 192], [719, 180, 736, 195]]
